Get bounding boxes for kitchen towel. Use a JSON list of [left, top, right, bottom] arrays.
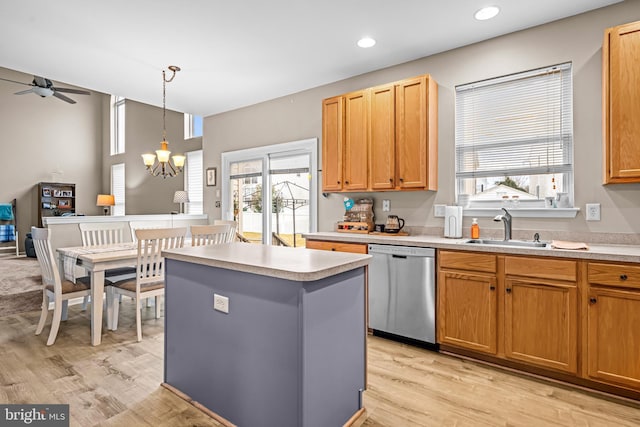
[[550, 240, 589, 250]]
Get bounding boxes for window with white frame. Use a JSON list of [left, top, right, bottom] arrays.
[[111, 163, 125, 216], [185, 150, 203, 214], [455, 63, 574, 208], [184, 113, 203, 139], [111, 96, 125, 155]]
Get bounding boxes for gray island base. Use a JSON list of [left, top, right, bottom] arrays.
[[161, 243, 371, 427]]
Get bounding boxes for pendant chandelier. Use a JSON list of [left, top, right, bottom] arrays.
[[142, 65, 185, 178]]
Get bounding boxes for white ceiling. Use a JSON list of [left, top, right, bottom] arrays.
[[0, 0, 620, 117]]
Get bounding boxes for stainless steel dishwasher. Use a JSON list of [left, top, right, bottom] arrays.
[[368, 244, 436, 345]]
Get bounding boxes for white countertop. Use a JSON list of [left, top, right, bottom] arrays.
[[304, 232, 640, 263], [162, 242, 371, 281]]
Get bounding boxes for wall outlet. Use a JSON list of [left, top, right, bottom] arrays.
[[434, 204, 446, 217], [382, 199, 390, 212], [214, 293, 229, 314], [586, 203, 601, 221]]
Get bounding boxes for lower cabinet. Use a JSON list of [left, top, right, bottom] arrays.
[[305, 239, 368, 254], [586, 262, 640, 390], [438, 251, 497, 355], [504, 277, 577, 373], [439, 252, 640, 398], [503, 256, 578, 374]]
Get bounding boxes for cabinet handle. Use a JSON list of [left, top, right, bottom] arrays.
[[489, 286, 496, 291], [506, 288, 512, 294], [331, 248, 336, 251], [589, 297, 597, 304], [389, 178, 393, 182], [399, 178, 404, 182], [337, 180, 340, 184], [345, 181, 350, 185], [620, 274, 628, 281]]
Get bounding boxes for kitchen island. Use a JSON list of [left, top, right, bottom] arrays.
[[161, 243, 371, 427]]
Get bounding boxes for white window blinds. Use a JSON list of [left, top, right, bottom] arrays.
[[455, 63, 573, 181], [111, 163, 125, 216], [185, 150, 203, 214]]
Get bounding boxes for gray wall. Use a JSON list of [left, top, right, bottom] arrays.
[[0, 68, 201, 252], [203, 1, 640, 239], [0, 67, 104, 249]]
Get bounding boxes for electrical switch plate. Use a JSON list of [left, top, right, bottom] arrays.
[[382, 200, 390, 212], [215, 201, 221, 208], [434, 204, 446, 217], [586, 203, 601, 221], [214, 293, 229, 314]]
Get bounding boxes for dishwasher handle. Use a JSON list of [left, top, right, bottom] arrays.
[[392, 254, 407, 259]]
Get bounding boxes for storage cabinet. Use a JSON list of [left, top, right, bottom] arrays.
[[344, 90, 369, 191], [438, 251, 498, 355], [321, 96, 344, 191], [305, 239, 367, 254], [321, 74, 437, 192], [603, 20, 640, 183], [503, 257, 578, 373], [36, 182, 76, 227], [586, 262, 640, 390]]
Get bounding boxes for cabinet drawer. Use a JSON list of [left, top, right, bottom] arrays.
[[505, 256, 577, 282], [306, 240, 368, 254], [439, 251, 496, 273], [588, 262, 640, 289]]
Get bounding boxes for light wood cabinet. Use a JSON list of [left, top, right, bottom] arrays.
[[438, 251, 497, 354], [396, 76, 438, 190], [603, 20, 640, 184], [305, 239, 368, 254], [369, 83, 396, 190], [321, 96, 344, 191], [344, 90, 369, 191], [587, 262, 640, 390], [321, 74, 437, 192], [503, 257, 578, 373]]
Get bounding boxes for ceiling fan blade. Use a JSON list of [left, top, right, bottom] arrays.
[[54, 87, 91, 95], [14, 88, 36, 95], [52, 91, 76, 104], [0, 77, 33, 86], [33, 76, 48, 87]]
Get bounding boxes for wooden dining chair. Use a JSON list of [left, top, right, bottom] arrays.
[[213, 219, 238, 243], [108, 227, 187, 342], [31, 227, 93, 345], [79, 222, 137, 309], [191, 224, 233, 246]]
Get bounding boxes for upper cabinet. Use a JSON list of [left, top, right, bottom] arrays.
[[322, 74, 438, 192], [603, 20, 640, 184]]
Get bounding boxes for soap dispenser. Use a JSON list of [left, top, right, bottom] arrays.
[[471, 218, 480, 239]]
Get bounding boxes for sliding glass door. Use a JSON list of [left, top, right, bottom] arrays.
[[222, 138, 317, 246]]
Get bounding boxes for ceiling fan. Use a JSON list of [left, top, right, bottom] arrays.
[[0, 75, 90, 104]]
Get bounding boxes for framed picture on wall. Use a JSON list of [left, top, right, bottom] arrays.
[[58, 200, 71, 209], [206, 167, 217, 186], [42, 188, 51, 197]]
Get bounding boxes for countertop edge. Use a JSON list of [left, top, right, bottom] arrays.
[[303, 232, 640, 263], [163, 244, 371, 282]]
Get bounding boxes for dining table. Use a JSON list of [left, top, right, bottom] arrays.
[[56, 243, 138, 346]]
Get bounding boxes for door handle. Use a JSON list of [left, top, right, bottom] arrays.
[[392, 255, 407, 259]]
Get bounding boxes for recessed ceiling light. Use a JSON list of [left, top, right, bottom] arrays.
[[357, 37, 376, 48], [474, 6, 500, 21]]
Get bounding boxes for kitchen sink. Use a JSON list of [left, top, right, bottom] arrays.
[[465, 239, 548, 248]]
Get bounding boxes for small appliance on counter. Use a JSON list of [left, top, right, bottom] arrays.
[[384, 215, 405, 233], [337, 198, 374, 233], [444, 205, 463, 238]]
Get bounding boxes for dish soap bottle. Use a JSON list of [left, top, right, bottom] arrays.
[[471, 218, 480, 239]]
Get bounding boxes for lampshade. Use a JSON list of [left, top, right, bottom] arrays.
[[173, 191, 189, 204], [96, 194, 115, 207]]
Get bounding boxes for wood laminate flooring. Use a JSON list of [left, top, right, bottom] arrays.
[[1, 301, 639, 426]]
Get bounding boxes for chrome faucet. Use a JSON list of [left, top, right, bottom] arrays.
[[493, 208, 512, 241]]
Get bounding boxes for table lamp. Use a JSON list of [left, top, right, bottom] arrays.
[[96, 194, 115, 215], [173, 191, 189, 214]]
